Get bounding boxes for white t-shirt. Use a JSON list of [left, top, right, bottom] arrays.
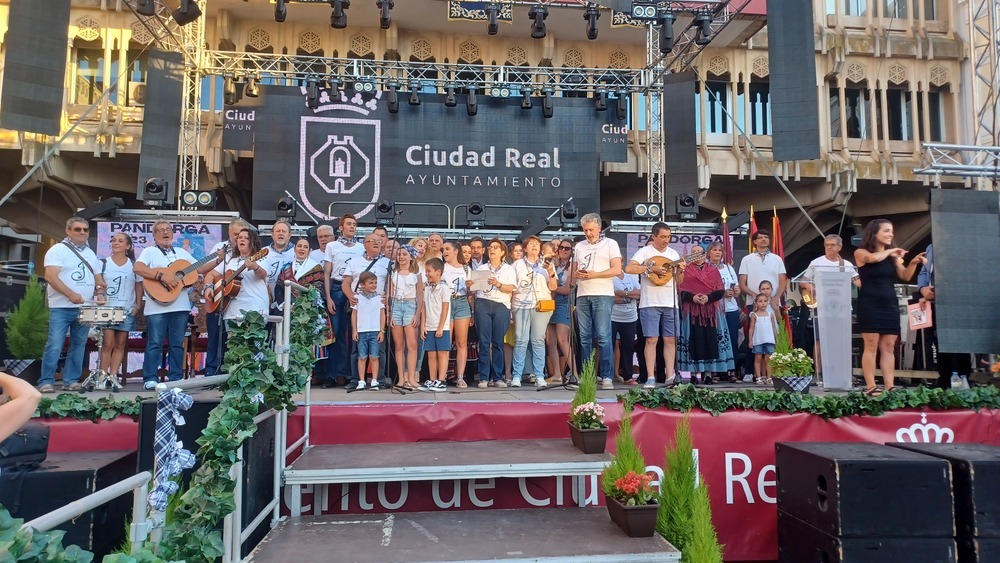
[[263, 244, 295, 296], [102, 258, 137, 310], [474, 263, 516, 306], [802, 255, 859, 284], [390, 271, 419, 300], [573, 238, 622, 297], [352, 292, 384, 333], [611, 274, 640, 323], [213, 257, 270, 321], [423, 281, 454, 331], [442, 263, 470, 298], [44, 243, 101, 309], [511, 258, 552, 310], [309, 248, 327, 265], [630, 245, 682, 308], [325, 240, 365, 281], [715, 263, 740, 313], [738, 251, 787, 297], [137, 245, 197, 315], [344, 254, 390, 295]]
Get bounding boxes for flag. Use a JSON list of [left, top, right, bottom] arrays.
[[771, 206, 785, 259], [721, 207, 732, 264], [748, 205, 757, 254]]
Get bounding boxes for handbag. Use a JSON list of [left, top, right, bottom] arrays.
[[535, 299, 556, 312], [0, 420, 49, 471]]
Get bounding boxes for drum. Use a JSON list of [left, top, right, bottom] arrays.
[[77, 306, 127, 325]]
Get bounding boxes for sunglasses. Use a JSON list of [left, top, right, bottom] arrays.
[[71, 227, 89, 233], [559, 246, 572, 250]]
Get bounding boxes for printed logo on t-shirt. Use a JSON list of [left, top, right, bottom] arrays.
[[70, 262, 87, 282], [107, 275, 124, 298]]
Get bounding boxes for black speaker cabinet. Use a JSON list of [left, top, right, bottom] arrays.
[[888, 443, 1000, 539], [778, 510, 957, 563], [775, 442, 954, 537], [0, 450, 137, 559], [959, 537, 1000, 563]]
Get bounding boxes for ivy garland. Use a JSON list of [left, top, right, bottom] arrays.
[[0, 506, 93, 563], [34, 394, 147, 422]]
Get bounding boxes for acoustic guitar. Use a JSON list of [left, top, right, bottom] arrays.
[[645, 250, 706, 286], [142, 246, 227, 304], [203, 249, 269, 314]]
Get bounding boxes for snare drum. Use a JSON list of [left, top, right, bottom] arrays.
[[78, 306, 127, 325]]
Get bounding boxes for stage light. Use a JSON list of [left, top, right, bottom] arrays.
[[275, 196, 297, 220], [658, 11, 676, 54], [375, 199, 395, 226], [466, 202, 486, 228], [274, 0, 287, 22], [386, 80, 400, 113], [677, 192, 699, 221], [595, 87, 608, 111], [616, 90, 629, 121], [584, 4, 600, 41], [136, 0, 157, 17], [408, 80, 420, 106], [223, 75, 239, 106], [486, 2, 500, 35], [306, 79, 319, 109], [377, 0, 393, 29], [694, 12, 714, 45], [245, 75, 260, 98], [521, 88, 532, 110], [353, 78, 376, 92], [630, 0, 659, 21], [529, 4, 548, 39], [181, 190, 216, 210], [490, 85, 512, 98], [632, 201, 662, 221], [331, 0, 350, 29], [171, 0, 202, 26], [142, 178, 168, 208], [467, 89, 478, 116], [445, 84, 457, 107], [560, 201, 580, 229], [328, 77, 343, 93], [542, 87, 554, 118]]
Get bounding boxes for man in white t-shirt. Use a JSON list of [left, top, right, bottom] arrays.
[[310, 224, 334, 265], [798, 234, 860, 378], [738, 229, 787, 303], [625, 223, 686, 387], [322, 214, 364, 386], [39, 217, 106, 393], [134, 220, 222, 389], [263, 219, 295, 308], [572, 213, 622, 389], [341, 233, 390, 387]]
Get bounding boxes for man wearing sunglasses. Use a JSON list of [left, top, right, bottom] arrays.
[[38, 217, 106, 393]]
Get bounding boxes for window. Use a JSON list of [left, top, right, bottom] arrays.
[[883, 0, 906, 18], [844, 0, 867, 16], [843, 87, 871, 139], [747, 82, 771, 135], [76, 48, 111, 105], [923, 0, 937, 19], [918, 91, 944, 142], [696, 81, 730, 135], [881, 89, 914, 141]]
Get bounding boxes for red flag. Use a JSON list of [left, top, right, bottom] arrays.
[[748, 205, 757, 254], [771, 207, 785, 259]]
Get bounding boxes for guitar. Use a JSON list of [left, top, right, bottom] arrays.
[[645, 250, 706, 286], [203, 249, 269, 314], [142, 245, 227, 304]]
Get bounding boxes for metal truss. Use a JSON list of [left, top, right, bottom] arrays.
[[914, 142, 1000, 181], [969, 0, 1000, 148]]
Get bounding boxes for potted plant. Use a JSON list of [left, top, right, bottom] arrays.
[[568, 353, 608, 453], [601, 408, 657, 537], [991, 361, 1000, 389], [4, 275, 48, 385], [769, 321, 813, 393]]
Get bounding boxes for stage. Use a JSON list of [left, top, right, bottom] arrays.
[[37, 384, 1000, 561]]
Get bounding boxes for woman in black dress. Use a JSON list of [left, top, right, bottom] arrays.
[[854, 219, 925, 395]]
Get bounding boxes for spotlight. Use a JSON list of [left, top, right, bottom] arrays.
[[632, 201, 662, 221], [274, 0, 287, 22], [223, 75, 239, 106], [387, 80, 400, 113], [306, 79, 319, 109], [171, 0, 202, 26], [616, 90, 628, 121], [677, 192, 699, 221], [594, 87, 608, 111], [466, 202, 486, 228], [408, 81, 420, 106], [658, 11, 676, 54], [542, 87, 554, 118], [694, 12, 714, 45], [136, 0, 157, 17], [490, 84, 512, 98], [328, 77, 343, 93], [377, 0, 393, 29], [630, 0, 659, 21], [584, 4, 600, 41], [142, 178, 168, 207], [353, 78, 376, 92], [560, 201, 580, 229], [521, 88, 532, 110], [375, 199, 395, 226], [275, 196, 297, 219], [331, 0, 350, 29], [486, 2, 500, 35], [245, 75, 260, 98], [445, 84, 457, 107], [181, 190, 216, 210], [529, 4, 548, 39], [467, 89, 478, 116]]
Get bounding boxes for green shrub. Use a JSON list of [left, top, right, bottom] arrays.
[[657, 416, 696, 551], [6, 275, 48, 359], [685, 483, 724, 563], [571, 351, 598, 412], [601, 406, 646, 497]]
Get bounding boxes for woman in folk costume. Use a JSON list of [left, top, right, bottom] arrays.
[[677, 245, 735, 384], [276, 237, 334, 358]]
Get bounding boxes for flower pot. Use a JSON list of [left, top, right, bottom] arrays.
[[605, 495, 658, 537], [773, 376, 812, 394], [567, 421, 608, 454]]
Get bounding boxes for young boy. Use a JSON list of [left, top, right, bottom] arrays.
[[421, 258, 452, 392], [352, 271, 385, 390]]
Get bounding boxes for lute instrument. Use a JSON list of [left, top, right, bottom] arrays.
[[142, 245, 227, 304], [645, 250, 706, 286], [203, 249, 269, 313]]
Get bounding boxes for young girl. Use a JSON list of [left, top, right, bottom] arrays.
[[100, 233, 140, 384], [387, 246, 423, 390], [748, 293, 778, 384], [442, 241, 472, 388]]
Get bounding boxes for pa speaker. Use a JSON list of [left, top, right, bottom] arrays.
[[663, 71, 698, 218], [137, 51, 185, 203], [766, 0, 821, 161]]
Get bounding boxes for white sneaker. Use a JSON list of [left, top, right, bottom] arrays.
[[601, 378, 614, 390], [369, 380, 379, 390], [742, 374, 753, 383], [143, 380, 157, 390], [477, 381, 488, 389], [510, 377, 522, 387], [354, 380, 366, 390], [535, 377, 548, 388], [495, 380, 508, 388], [643, 379, 657, 389]]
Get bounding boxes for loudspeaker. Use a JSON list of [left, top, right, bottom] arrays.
[[778, 510, 958, 563], [775, 442, 954, 537], [663, 71, 698, 218], [959, 537, 1000, 563], [766, 0, 821, 161], [887, 443, 1000, 539], [0, 0, 72, 135], [0, 450, 137, 559], [137, 50, 185, 203]]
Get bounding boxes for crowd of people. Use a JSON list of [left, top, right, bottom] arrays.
[[32, 211, 938, 395]]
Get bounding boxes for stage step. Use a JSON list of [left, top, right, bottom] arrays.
[[249, 508, 680, 562], [284, 439, 611, 516]]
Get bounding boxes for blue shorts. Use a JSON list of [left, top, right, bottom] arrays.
[[107, 313, 136, 332], [639, 307, 677, 338], [391, 299, 417, 326], [423, 330, 452, 352], [451, 296, 473, 320], [752, 343, 775, 355], [357, 331, 381, 358]]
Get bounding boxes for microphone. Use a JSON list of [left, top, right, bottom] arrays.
[[394, 209, 404, 216]]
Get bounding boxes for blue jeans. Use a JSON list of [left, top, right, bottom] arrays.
[[328, 284, 350, 380], [475, 299, 509, 382], [39, 307, 89, 387], [205, 311, 222, 375], [512, 307, 552, 379], [144, 311, 190, 383], [576, 295, 614, 380]]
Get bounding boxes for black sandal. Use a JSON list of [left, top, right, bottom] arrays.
[[864, 386, 882, 397], [883, 386, 897, 393], [703, 375, 714, 385]]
